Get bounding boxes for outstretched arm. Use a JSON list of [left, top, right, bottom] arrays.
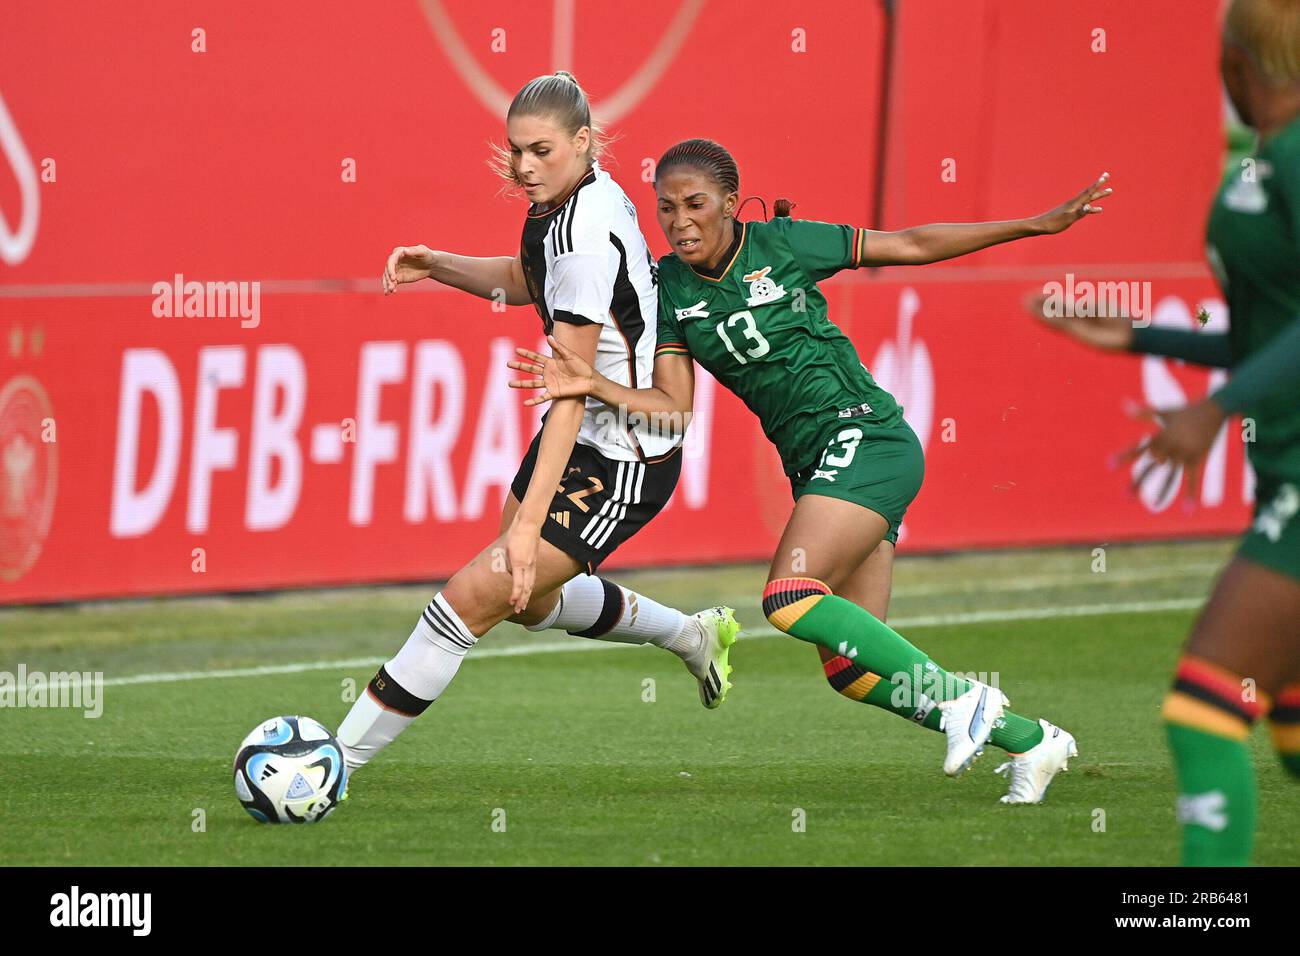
[[863, 173, 1112, 266], [382, 244, 532, 305], [1129, 326, 1234, 368], [1031, 304, 1236, 368]]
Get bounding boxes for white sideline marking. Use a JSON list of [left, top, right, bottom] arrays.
[[863, 597, 1202, 628], [1, 597, 1202, 695], [92, 640, 616, 689], [886, 563, 1222, 598]]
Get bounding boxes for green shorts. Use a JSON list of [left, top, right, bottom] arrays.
[[1238, 474, 1300, 581], [789, 420, 925, 544]]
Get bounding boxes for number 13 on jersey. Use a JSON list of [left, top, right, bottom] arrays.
[[714, 310, 771, 363], [811, 428, 863, 482]]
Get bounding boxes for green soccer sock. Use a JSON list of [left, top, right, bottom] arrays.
[[1165, 723, 1255, 866], [1163, 655, 1265, 866], [770, 577, 1045, 752], [834, 662, 1045, 752]]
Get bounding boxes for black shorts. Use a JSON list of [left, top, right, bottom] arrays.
[[510, 432, 682, 572]]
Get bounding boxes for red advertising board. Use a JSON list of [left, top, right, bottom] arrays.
[[0, 0, 1242, 602]]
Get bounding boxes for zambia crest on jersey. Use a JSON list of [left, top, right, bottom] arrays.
[[743, 266, 786, 307]]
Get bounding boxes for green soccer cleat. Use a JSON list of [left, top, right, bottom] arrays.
[[681, 606, 739, 709]]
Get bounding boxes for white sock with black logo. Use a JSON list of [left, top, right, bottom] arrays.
[[337, 593, 477, 771], [527, 574, 699, 654]]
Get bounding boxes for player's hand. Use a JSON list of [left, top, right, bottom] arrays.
[[1032, 172, 1112, 235], [382, 244, 438, 294], [1027, 290, 1134, 351], [508, 334, 597, 406], [1117, 398, 1227, 503], [504, 518, 540, 614]]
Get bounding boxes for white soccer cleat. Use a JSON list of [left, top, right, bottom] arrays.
[[938, 681, 1008, 776], [678, 606, 739, 709], [995, 719, 1078, 804]]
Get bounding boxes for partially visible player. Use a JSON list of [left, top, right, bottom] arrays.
[[1038, 0, 1300, 864], [335, 74, 739, 777], [511, 138, 1110, 801]]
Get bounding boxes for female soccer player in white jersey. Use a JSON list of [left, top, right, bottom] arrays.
[[335, 74, 739, 776], [511, 138, 1111, 802]]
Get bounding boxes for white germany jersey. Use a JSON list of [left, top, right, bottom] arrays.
[[519, 162, 679, 462]]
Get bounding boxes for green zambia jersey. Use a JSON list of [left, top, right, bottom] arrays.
[[1206, 114, 1300, 478], [655, 217, 903, 475]]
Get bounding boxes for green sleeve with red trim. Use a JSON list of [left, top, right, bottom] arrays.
[[655, 288, 690, 357], [769, 216, 869, 282]]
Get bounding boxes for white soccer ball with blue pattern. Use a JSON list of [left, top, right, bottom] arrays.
[[233, 715, 348, 824]]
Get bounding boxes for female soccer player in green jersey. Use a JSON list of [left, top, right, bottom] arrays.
[[1040, 0, 1300, 864], [510, 137, 1112, 802]]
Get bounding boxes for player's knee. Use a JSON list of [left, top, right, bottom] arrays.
[[761, 576, 832, 633], [510, 590, 561, 630], [441, 569, 505, 635]]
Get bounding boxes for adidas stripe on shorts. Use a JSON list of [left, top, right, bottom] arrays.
[[510, 430, 682, 573]]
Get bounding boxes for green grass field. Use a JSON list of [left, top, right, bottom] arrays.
[[2, 539, 1296, 866]]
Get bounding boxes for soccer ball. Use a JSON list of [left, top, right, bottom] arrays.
[[233, 715, 348, 824]]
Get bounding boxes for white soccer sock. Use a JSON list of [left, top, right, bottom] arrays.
[[337, 593, 477, 771], [527, 573, 606, 633], [527, 574, 699, 654]]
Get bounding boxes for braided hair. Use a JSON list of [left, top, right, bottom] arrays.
[[655, 138, 794, 218]]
